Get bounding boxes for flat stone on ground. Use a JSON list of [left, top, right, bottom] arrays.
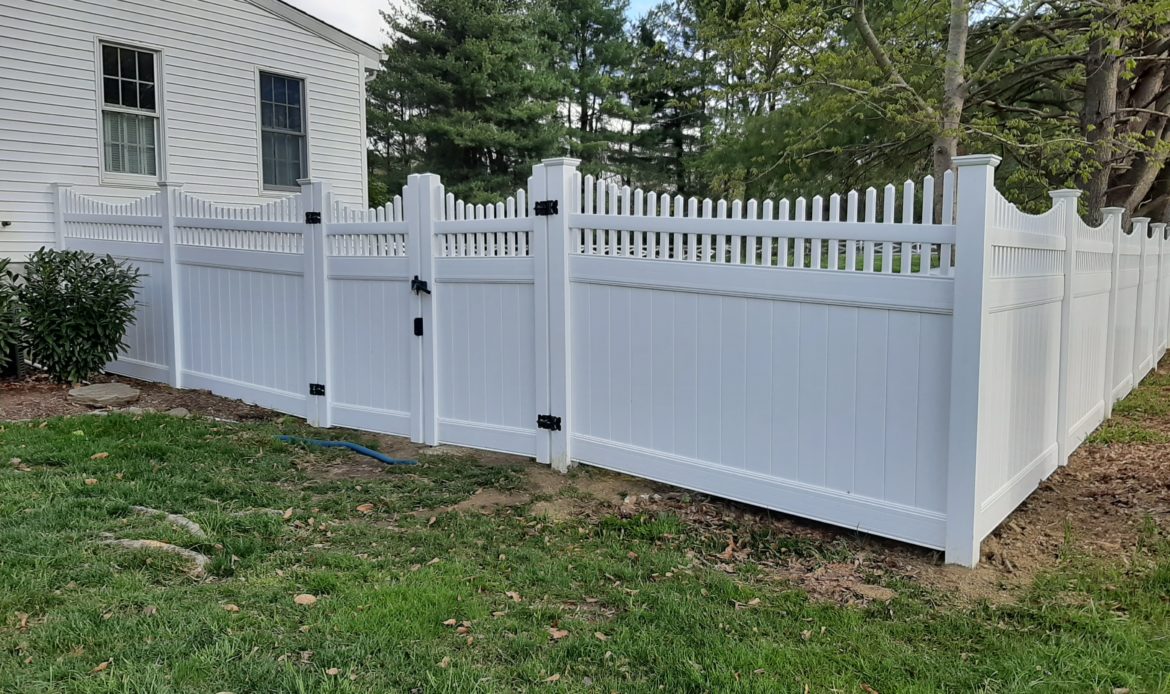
[[68, 382, 141, 408]]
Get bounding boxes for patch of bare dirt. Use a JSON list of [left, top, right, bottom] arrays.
[[0, 372, 275, 422], [420, 488, 532, 517]]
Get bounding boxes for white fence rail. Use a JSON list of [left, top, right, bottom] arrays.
[[52, 155, 1170, 566]]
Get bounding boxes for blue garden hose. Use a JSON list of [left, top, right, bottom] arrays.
[[275, 435, 416, 465]]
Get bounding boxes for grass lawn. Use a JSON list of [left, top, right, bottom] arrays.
[[1, 405, 1169, 692]]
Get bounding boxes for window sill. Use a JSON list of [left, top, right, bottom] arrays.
[[99, 173, 160, 189]]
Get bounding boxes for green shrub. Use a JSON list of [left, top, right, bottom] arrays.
[[0, 258, 18, 371], [19, 249, 141, 383]]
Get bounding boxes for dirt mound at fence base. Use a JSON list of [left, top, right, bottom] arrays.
[[1, 373, 274, 422]]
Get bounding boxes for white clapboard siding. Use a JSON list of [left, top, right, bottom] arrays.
[[2, 0, 370, 260], [53, 156, 1170, 567]]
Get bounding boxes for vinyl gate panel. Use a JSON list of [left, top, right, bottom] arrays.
[[327, 275, 414, 436], [435, 259, 539, 456]]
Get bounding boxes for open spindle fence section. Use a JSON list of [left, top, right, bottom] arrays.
[[327, 195, 407, 257], [570, 172, 956, 275], [174, 193, 304, 254], [52, 155, 1170, 566], [436, 187, 531, 257]]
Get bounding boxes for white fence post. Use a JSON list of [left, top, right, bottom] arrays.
[[300, 179, 331, 428], [1050, 189, 1081, 466], [1132, 217, 1152, 385], [158, 182, 184, 388], [51, 183, 72, 250], [1156, 222, 1170, 358], [532, 157, 580, 472], [1101, 207, 1126, 418], [945, 154, 1001, 567], [407, 173, 441, 445]]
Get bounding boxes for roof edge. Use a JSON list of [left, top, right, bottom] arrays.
[[245, 0, 383, 63]]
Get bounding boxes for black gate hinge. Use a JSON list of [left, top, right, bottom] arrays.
[[533, 200, 558, 216], [414, 317, 424, 336], [309, 383, 326, 396], [305, 211, 322, 224], [536, 414, 562, 431]]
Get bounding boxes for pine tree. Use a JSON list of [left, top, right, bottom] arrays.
[[367, 0, 564, 203], [547, 0, 635, 177]]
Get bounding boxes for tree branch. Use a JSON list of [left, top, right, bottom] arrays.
[[850, 0, 934, 115]]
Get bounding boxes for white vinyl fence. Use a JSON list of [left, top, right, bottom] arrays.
[[53, 155, 1170, 565]]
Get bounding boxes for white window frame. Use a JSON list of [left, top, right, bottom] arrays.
[[95, 39, 166, 187], [254, 67, 311, 194]]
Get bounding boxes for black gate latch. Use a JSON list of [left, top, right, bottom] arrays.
[[410, 275, 431, 295], [533, 200, 558, 216], [536, 414, 562, 431]]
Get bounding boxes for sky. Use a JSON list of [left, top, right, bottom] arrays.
[[285, 0, 660, 48]]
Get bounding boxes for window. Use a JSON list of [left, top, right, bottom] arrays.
[[259, 72, 306, 189], [100, 43, 159, 177]]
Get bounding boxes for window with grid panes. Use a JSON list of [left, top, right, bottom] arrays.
[[101, 43, 159, 176], [259, 73, 306, 189]]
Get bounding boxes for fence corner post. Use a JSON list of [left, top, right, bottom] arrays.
[[945, 154, 1000, 567], [407, 173, 442, 446], [1151, 222, 1168, 362], [1050, 188, 1081, 466], [534, 157, 580, 472], [158, 181, 184, 388], [51, 183, 72, 250], [1101, 207, 1126, 418], [1131, 217, 1152, 386], [299, 178, 331, 428]]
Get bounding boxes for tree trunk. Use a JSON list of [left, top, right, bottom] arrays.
[[933, 0, 970, 188], [1081, 4, 1123, 223]]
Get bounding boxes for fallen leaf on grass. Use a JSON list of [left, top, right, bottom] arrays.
[[15, 613, 28, 631], [593, 631, 608, 641], [544, 673, 561, 683], [90, 452, 109, 460], [91, 659, 112, 673], [355, 503, 374, 514], [438, 656, 451, 668], [84, 479, 98, 486], [505, 591, 522, 602], [861, 685, 880, 694], [548, 627, 569, 640], [293, 594, 318, 606], [800, 630, 812, 641], [222, 604, 240, 613], [142, 606, 158, 616], [282, 508, 293, 520], [442, 618, 458, 626], [325, 667, 341, 676]]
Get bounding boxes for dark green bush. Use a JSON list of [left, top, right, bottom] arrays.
[[19, 249, 141, 383], [0, 258, 18, 371]]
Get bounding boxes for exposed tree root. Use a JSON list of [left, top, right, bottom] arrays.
[[100, 539, 211, 577], [129, 506, 208, 539]]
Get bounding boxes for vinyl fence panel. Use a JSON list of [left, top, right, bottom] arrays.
[[54, 154, 1170, 567]]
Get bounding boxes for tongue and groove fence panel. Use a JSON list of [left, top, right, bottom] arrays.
[[53, 155, 1170, 566]]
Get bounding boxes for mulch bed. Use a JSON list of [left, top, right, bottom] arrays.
[[0, 372, 275, 422]]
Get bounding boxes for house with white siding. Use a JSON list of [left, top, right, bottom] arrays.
[[0, 0, 381, 260]]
